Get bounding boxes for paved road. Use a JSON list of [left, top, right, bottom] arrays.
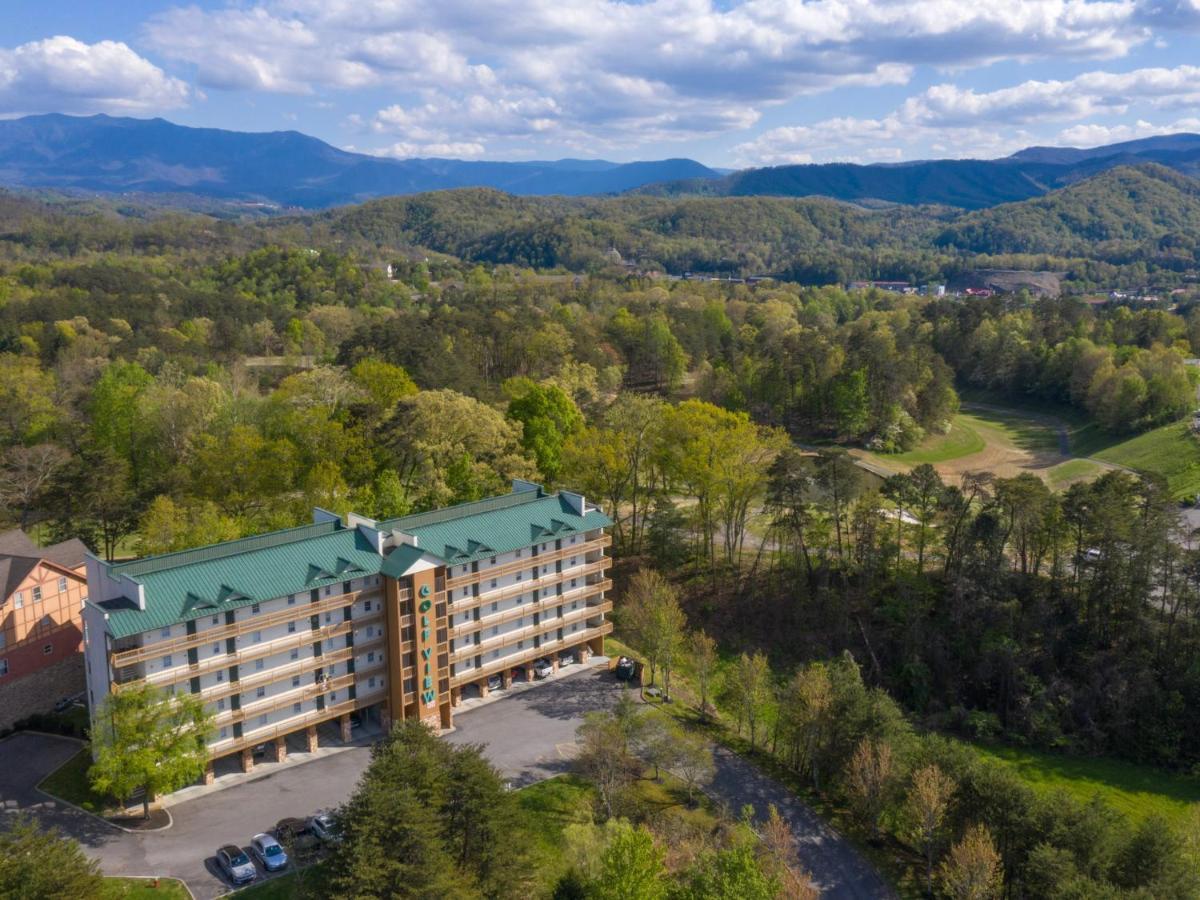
[[707, 746, 894, 899], [1, 665, 889, 898]]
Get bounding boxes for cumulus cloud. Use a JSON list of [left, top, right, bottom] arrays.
[[736, 63, 1200, 165], [0, 35, 190, 116], [140, 0, 1170, 155]]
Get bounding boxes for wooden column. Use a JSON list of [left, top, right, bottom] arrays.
[[340, 713, 352, 742], [274, 736, 287, 763], [240, 747, 254, 773], [203, 763, 215, 785], [305, 725, 318, 752]]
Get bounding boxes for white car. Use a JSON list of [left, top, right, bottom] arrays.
[[251, 832, 289, 871], [308, 812, 342, 844], [533, 658, 554, 679]]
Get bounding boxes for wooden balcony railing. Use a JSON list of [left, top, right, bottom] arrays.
[[449, 622, 612, 687], [448, 559, 610, 614], [449, 599, 612, 664], [450, 579, 612, 638], [114, 613, 384, 692], [205, 688, 387, 759], [109, 588, 384, 668], [444, 535, 610, 589]]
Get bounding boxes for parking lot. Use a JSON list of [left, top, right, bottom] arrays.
[[0, 661, 625, 898]]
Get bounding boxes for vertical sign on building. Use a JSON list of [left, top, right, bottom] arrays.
[[409, 567, 441, 724]]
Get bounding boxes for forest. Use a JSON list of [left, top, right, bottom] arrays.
[[4, 178, 1200, 895]]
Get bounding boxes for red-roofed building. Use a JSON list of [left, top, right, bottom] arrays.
[[0, 529, 90, 728]]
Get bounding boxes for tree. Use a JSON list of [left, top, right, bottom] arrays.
[[576, 710, 640, 820], [780, 662, 834, 790], [688, 630, 719, 721], [350, 358, 418, 412], [0, 816, 103, 900], [672, 728, 716, 806], [588, 821, 668, 900], [938, 824, 1003, 900], [844, 738, 895, 840], [907, 764, 956, 893], [623, 569, 687, 699], [505, 378, 584, 482], [759, 805, 819, 900], [327, 721, 527, 899], [676, 843, 780, 900], [0, 443, 68, 528], [724, 651, 773, 749], [137, 495, 240, 556], [90, 683, 213, 818]]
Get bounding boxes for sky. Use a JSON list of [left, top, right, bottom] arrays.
[[2, 0, 1200, 167]]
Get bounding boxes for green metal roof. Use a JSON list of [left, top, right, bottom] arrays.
[[97, 488, 611, 640]]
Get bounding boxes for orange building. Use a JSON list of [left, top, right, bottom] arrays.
[[0, 529, 89, 728]]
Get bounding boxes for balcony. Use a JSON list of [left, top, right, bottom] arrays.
[[109, 587, 384, 668], [114, 613, 384, 692], [449, 599, 612, 664], [450, 578, 612, 639], [449, 621, 612, 687], [444, 535, 611, 589]]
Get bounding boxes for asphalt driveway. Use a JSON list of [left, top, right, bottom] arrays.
[[1, 663, 889, 898]]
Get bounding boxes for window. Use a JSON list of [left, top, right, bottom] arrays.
[[42, 644, 52, 655], [161, 654, 173, 668], [287, 621, 296, 634], [292, 675, 301, 687], [212, 643, 221, 654], [490, 556, 496, 564], [0, 632, 5, 649], [461, 565, 467, 574], [324, 638, 335, 651], [365, 626, 374, 638], [571, 579, 577, 588], [368, 676, 377, 689], [492, 626, 498, 636], [329, 691, 337, 702], [324, 612, 332, 624], [252, 630, 262, 643], [491, 602, 498, 612], [462, 587, 470, 599], [492, 649, 499, 659], [258, 714, 268, 726], [288, 594, 296, 605], [216, 670, 225, 682], [211, 616, 219, 625], [290, 648, 299, 661], [0, 659, 7, 676], [293, 703, 302, 714], [363, 600, 372, 612], [328, 663, 336, 675], [160, 626, 171, 638], [13, 592, 22, 609], [57, 576, 67, 593], [515, 548, 522, 558], [255, 658, 265, 671], [251, 603, 261, 614], [217, 698, 226, 711], [256, 686, 266, 698], [219, 727, 228, 740], [515, 571, 522, 581], [517, 640, 524, 650], [490, 579, 497, 589], [325, 586, 332, 596], [367, 651, 375, 663], [32, 586, 41, 603]]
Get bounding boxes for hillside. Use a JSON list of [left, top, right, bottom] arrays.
[[935, 164, 1200, 256], [0, 114, 719, 208]]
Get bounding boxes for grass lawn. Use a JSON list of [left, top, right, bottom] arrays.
[[100, 877, 189, 899], [518, 775, 595, 894], [975, 743, 1200, 827], [1044, 457, 1107, 489], [232, 871, 309, 899], [1073, 419, 1200, 499], [886, 416, 986, 464], [39, 747, 112, 814]]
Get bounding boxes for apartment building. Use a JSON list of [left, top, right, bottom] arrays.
[[0, 529, 90, 729], [82, 482, 612, 779]]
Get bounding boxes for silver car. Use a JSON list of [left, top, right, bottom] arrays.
[[533, 658, 554, 679], [251, 832, 289, 871], [308, 812, 342, 844], [217, 844, 256, 885]]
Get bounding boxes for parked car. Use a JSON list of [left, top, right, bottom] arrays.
[[558, 652, 575, 668], [349, 711, 363, 729], [615, 656, 636, 681], [216, 845, 256, 885], [275, 817, 320, 852], [250, 833, 289, 871], [486, 674, 503, 692], [533, 658, 554, 679], [308, 812, 342, 844]]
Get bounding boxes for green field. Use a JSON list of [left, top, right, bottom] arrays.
[[975, 743, 1200, 826], [885, 416, 986, 464], [1073, 419, 1200, 499]]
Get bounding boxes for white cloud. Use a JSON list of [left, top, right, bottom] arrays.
[[0, 35, 190, 116], [736, 63, 1200, 165], [140, 0, 1172, 155]]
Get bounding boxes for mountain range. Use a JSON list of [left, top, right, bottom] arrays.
[[2, 113, 1200, 210]]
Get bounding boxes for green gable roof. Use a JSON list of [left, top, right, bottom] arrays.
[[96, 488, 611, 640]]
